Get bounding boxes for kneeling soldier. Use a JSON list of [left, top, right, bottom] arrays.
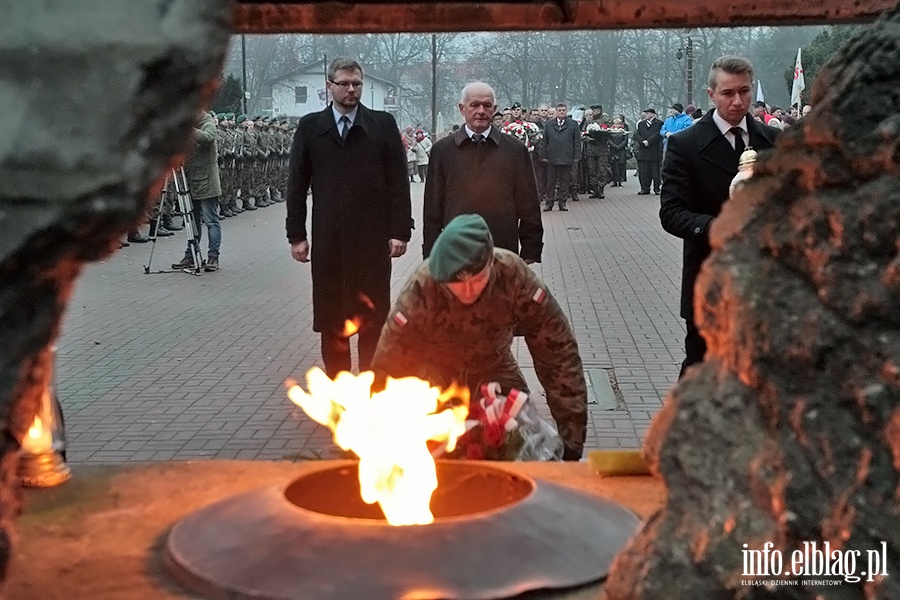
[[372, 214, 587, 460]]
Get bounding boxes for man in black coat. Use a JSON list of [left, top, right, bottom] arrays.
[[423, 81, 543, 263], [634, 108, 663, 195], [541, 103, 582, 212], [660, 55, 780, 378], [286, 57, 412, 378]]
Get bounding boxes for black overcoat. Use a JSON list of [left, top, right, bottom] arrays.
[[659, 111, 779, 320], [634, 117, 663, 162], [285, 104, 412, 333], [422, 127, 543, 262]]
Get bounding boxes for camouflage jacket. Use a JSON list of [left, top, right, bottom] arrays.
[[371, 248, 587, 458], [239, 127, 257, 159]]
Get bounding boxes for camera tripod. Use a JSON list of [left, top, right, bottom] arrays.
[[143, 167, 204, 276]]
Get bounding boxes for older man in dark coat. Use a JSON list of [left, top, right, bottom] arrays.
[[660, 55, 779, 378], [286, 57, 412, 378], [423, 81, 543, 263]]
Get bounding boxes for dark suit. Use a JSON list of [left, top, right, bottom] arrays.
[[542, 117, 582, 209], [634, 117, 663, 193], [286, 104, 412, 377], [423, 127, 543, 262], [659, 111, 779, 377]]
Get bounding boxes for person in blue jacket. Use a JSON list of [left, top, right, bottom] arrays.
[[660, 103, 694, 151]]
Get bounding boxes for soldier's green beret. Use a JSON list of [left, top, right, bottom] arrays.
[[225, 113, 234, 120], [429, 214, 494, 283], [236, 114, 247, 124]]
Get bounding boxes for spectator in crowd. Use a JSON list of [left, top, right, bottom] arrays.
[[659, 55, 780, 378], [607, 117, 629, 187], [661, 102, 693, 151], [285, 56, 412, 378], [414, 129, 432, 183], [634, 108, 663, 195], [542, 102, 582, 211]]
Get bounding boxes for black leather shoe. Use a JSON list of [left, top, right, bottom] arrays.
[[119, 240, 130, 248], [543, 206, 553, 212], [163, 218, 183, 231], [127, 232, 150, 243], [637, 191, 650, 195], [559, 206, 568, 211]]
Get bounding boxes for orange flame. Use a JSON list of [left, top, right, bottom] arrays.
[[343, 318, 361, 337], [287, 368, 469, 526]]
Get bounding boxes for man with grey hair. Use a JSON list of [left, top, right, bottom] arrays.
[[423, 81, 543, 263], [659, 55, 780, 378], [286, 56, 412, 378]]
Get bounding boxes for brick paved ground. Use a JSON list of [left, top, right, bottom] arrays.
[[57, 174, 684, 463]]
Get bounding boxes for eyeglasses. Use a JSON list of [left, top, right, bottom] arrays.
[[330, 80, 364, 89]]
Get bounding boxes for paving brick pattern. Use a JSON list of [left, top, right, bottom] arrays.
[[57, 175, 684, 463]]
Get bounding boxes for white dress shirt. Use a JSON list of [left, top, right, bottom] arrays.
[[712, 110, 749, 150]]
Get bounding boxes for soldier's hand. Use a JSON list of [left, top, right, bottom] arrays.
[[388, 239, 407, 258], [291, 240, 310, 263]]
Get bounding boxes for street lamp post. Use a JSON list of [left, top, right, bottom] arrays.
[[241, 34, 248, 114], [431, 33, 437, 134], [685, 36, 694, 106]]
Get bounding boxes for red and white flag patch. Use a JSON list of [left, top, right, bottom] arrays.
[[532, 287, 547, 304], [393, 311, 409, 327]]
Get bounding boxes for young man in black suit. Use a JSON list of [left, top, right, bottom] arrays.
[[634, 108, 663, 195], [285, 57, 412, 378], [659, 55, 780, 378]]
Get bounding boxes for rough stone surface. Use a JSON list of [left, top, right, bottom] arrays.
[[605, 8, 900, 600], [0, 0, 231, 588]]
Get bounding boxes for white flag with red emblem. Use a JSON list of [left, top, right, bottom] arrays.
[[790, 47, 805, 108]]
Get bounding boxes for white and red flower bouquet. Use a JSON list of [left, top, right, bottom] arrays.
[[440, 382, 563, 461], [501, 120, 543, 152]]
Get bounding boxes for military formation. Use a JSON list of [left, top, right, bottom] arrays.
[[148, 112, 297, 237], [211, 113, 294, 217]]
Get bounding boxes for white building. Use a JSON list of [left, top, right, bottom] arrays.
[[263, 62, 397, 119]]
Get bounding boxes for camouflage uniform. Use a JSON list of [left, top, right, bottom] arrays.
[[254, 123, 272, 205], [584, 128, 610, 197], [238, 123, 258, 209], [371, 249, 588, 459]]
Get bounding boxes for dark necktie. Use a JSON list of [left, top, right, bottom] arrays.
[[472, 133, 484, 144], [730, 126, 745, 155], [558, 119, 564, 128], [340, 115, 350, 140]]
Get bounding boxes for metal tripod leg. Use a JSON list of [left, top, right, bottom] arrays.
[[172, 167, 203, 275], [144, 184, 168, 273]]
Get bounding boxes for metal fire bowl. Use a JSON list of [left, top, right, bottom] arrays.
[[164, 461, 640, 600]]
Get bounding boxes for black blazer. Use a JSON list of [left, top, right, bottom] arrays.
[[634, 118, 663, 161], [659, 111, 780, 320]]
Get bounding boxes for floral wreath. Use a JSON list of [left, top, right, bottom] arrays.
[[501, 120, 543, 152]]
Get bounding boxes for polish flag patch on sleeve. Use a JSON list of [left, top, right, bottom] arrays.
[[393, 311, 409, 327], [532, 287, 547, 304]]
